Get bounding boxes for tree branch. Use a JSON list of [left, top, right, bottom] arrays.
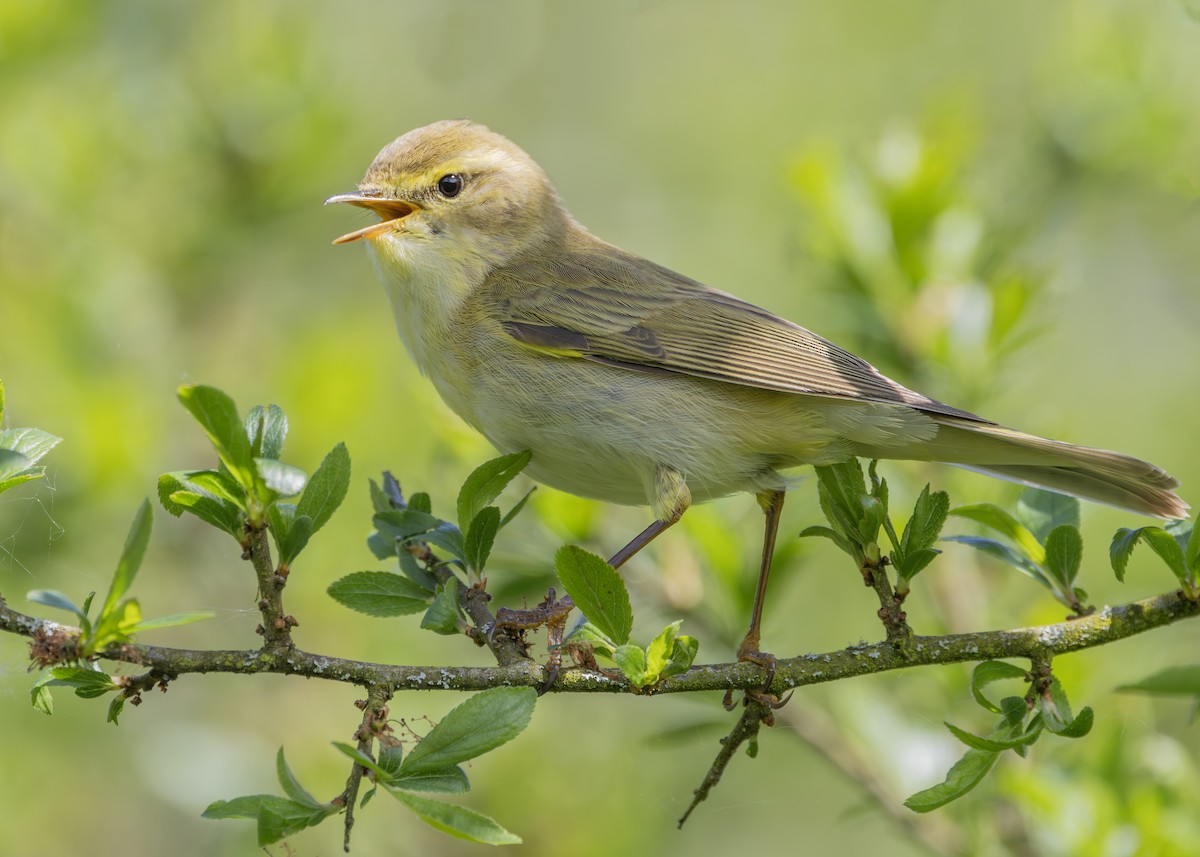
[[339, 684, 393, 852], [3, 588, 1196, 694]]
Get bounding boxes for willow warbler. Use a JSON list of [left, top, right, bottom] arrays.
[[327, 120, 1186, 668]]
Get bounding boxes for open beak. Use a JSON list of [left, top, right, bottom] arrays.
[[324, 192, 418, 245]]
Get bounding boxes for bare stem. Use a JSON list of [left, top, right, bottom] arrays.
[[678, 697, 773, 827], [861, 555, 912, 649], [340, 684, 393, 852], [246, 523, 294, 653]]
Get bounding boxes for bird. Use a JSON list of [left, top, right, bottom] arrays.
[[326, 119, 1187, 673]]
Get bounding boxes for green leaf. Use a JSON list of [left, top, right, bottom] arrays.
[[639, 621, 698, 684], [554, 545, 633, 645], [1038, 677, 1075, 733], [276, 748, 321, 809], [328, 571, 433, 617], [412, 523, 466, 563], [101, 499, 153, 619], [456, 450, 532, 534], [0, 448, 28, 480], [399, 551, 439, 592], [128, 611, 215, 633], [295, 442, 350, 534], [388, 766, 470, 795], [268, 501, 295, 537], [813, 459, 871, 545], [613, 644, 650, 687], [895, 548, 941, 582], [244, 404, 287, 460], [943, 536, 1052, 589], [367, 534, 396, 561], [645, 620, 683, 680], [1043, 525, 1083, 590], [1185, 516, 1199, 575], [894, 485, 949, 580], [27, 589, 85, 618], [970, 660, 1028, 713], [798, 524, 854, 556], [179, 469, 246, 506], [30, 683, 54, 716], [944, 721, 1040, 752], [254, 798, 330, 847], [499, 486, 536, 528], [254, 459, 307, 498], [1017, 489, 1080, 543], [904, 748, 999, 812], [1110, 527, 1145, 582], [87, 598, 144, 652], [372, 508, 443, 548], [203, 791, 337, 847], [420, 583, 462, 634], [1110, 525, 1188, 584], [0, 466, 45, 495], [1001, 693, 1031, 723], [463, 507, 501, 574], [949, 504, 1045, 564], [858, 494, 886, 543], [663, 634, 699, 680], [332, 742, 392, 779], [1118, 665, 1200, 696], [1141, 528, 1188, 582], [409, 491, 433, 514], [279, 514, 314, 568], [874, 475, 902, 553], [177, 385, 257, 492], [203, 794, 276, 819], [378, 746, 404, 778], [369, 478, 392, 514], [400, 687, 536, 775], [48, 666, 118, 698], [157, 470, 189, 518], [562, 622, 617, 658], [166, 490, 244, 537], [388, 789, 521, 845], [1052, 706, 1094, 738], [107, 695, 125, 725], [0, 427, 62, 471]]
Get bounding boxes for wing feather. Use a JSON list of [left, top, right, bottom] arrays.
[[484, 240, 986, 423]]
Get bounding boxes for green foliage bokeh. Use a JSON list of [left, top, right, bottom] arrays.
[[2, 2, 1200, 856]]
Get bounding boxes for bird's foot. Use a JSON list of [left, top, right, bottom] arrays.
[[724, 638, 791, 711], [736, 636, 776, 691]]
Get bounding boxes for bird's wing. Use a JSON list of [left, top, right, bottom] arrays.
[[483, 241, 986, 422]]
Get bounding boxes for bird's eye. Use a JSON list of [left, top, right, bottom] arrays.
[[436, 173, 464, 198]]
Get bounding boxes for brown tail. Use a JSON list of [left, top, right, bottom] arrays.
[[858, 417, 1188, 519]]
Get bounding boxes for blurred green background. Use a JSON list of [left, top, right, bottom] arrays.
[[3, 2, 1200, 855]]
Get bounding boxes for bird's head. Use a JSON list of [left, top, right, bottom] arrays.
[[326, 120, 568, 270]]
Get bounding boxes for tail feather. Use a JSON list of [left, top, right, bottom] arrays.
[[857, 418, 1189, 519]]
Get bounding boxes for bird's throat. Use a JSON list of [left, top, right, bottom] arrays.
[[365, 238, 482, 376]]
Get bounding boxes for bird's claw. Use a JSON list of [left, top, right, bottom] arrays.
[[736, 645, 777, 692]]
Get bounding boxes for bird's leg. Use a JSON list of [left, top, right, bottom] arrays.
[[608, 464, 691, 568], [736, 489, 786, 689], [558, 466, 687, 682], [609, 518, 677, 568]]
